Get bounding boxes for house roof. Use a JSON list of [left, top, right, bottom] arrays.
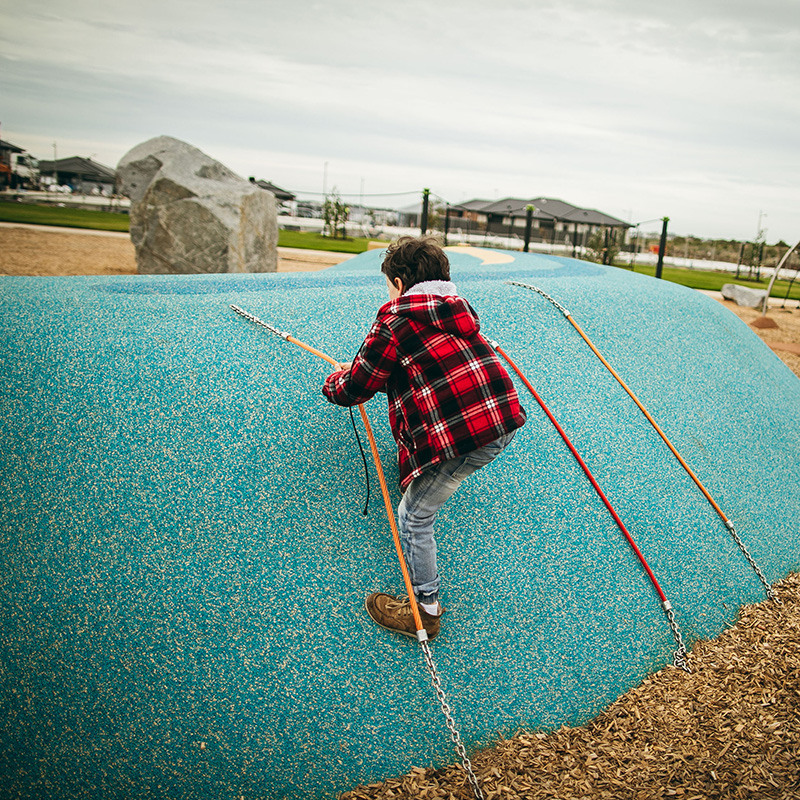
[[452, 198, 494, 212], [528, 197, 580, 218], [464, 197, 555, 220], [250, 178, 296, 201], [480, 197, 540, 216], [560, 206, 631, 227], [0, 139, 25, 154], [37, 157, 116, 180], [459, 195, 631, 227]]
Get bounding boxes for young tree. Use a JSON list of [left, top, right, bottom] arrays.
[[322, 188, 350, 239], [586, 227, 619, 265]]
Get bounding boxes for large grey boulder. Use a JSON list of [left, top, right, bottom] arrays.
[[117, 136, 277, 274], [721, 283, 768, 310]]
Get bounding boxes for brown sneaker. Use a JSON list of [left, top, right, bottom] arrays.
[[365, 593, 442, 639]]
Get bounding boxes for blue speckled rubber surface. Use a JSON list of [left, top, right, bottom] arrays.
[[1, 249, 799, 799]]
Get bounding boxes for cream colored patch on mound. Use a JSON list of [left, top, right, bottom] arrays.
[[444, 245, 516, 265]]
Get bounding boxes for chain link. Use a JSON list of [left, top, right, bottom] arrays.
[[230, 305, 291, 340], [725, 521, 779, 603], [662, 603, 691, 673], [507, 283, 778, 606], [420, 641, 485, 800], [506, 281, 571, 318]]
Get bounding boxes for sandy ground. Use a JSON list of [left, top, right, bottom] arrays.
[[0, 222, 352, 276], [1, 223, 798, 380], [2, 224, 799, 798]]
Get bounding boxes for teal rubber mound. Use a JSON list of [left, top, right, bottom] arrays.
[[1, 249, 798, 799]]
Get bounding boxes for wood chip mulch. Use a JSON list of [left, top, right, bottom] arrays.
[[341, 572, 800, 800]]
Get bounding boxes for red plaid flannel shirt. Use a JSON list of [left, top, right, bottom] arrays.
[[323, 287, 526, 488]]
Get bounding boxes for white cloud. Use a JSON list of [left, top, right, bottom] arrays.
[[1, 0, 799, 241]]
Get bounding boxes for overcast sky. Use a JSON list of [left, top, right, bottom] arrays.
[[2, 0, 799, 241]]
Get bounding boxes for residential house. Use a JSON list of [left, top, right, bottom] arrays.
[[38, 156, 116, 194]]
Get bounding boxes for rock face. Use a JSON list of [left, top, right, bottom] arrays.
[[117, 136, 277, 274], [721, 283, 768, 309]]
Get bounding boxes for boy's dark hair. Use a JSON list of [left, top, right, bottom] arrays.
[[381, 235, 450, 290]]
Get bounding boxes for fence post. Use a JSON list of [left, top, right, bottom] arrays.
[[524, 205, 534, 252], [655, 216, 669, 279], [420, 188, 430, 235]]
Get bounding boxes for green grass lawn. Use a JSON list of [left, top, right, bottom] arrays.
[[2, 200, 796, 300], [276, 230, 374, 253], [619, 261, 800, 302], [0, 201, 131, 231]]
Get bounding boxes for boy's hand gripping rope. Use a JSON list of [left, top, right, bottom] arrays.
[[506, 280, 778, 604], [230, 305, 485, 800], [487, 337, 691, 672]]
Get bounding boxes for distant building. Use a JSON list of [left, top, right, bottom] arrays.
[[38, 156, 116, 194], [0, 138, 38, 189], [248, 177, 296, 203], [295, 200, 323, 219], [397, 202, 423, 227], [450, 196, 631, 244]]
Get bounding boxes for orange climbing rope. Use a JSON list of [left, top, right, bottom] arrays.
[[230, 304, 426, 635], [357, 403, 426, 635], [230, 304, 485, 799], [507, 280, 777, 602]]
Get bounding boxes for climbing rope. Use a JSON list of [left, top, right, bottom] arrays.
[[230, 304, 485, 800], [489, 339, 691, 672], [507, 280, 778, 603]]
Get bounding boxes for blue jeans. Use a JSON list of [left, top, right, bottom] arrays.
[[397, 430, 517, 606]]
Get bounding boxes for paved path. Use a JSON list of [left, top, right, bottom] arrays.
[[0, 221, 130, 238]]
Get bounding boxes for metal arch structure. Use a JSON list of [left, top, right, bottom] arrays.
[[762, 237, 800, 316]]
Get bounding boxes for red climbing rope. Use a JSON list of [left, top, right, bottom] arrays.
[[491, 341, 690, 671], [506, 280, 777, 603], [495, 344, 668, 603]]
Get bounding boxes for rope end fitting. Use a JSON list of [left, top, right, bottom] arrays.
[[416, 629, 429, 643]]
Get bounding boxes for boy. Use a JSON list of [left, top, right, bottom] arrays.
[[322, 236, 526, 639]]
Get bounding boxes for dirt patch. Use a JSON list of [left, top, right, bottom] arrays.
[[0, 226, 137, 276], [0, 224, 351, 276], [713, 296, 800, 379]]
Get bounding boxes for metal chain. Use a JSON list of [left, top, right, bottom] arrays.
[[230, 304, 291, 340], [662, 602, 691, 673], [506, 283, 778, 606], [725, 521, 779, 603], [506, 280, 571, 318], [420, 641, 485, 800]]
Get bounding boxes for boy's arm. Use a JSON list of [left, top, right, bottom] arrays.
[[322, 321, 397, 407]]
